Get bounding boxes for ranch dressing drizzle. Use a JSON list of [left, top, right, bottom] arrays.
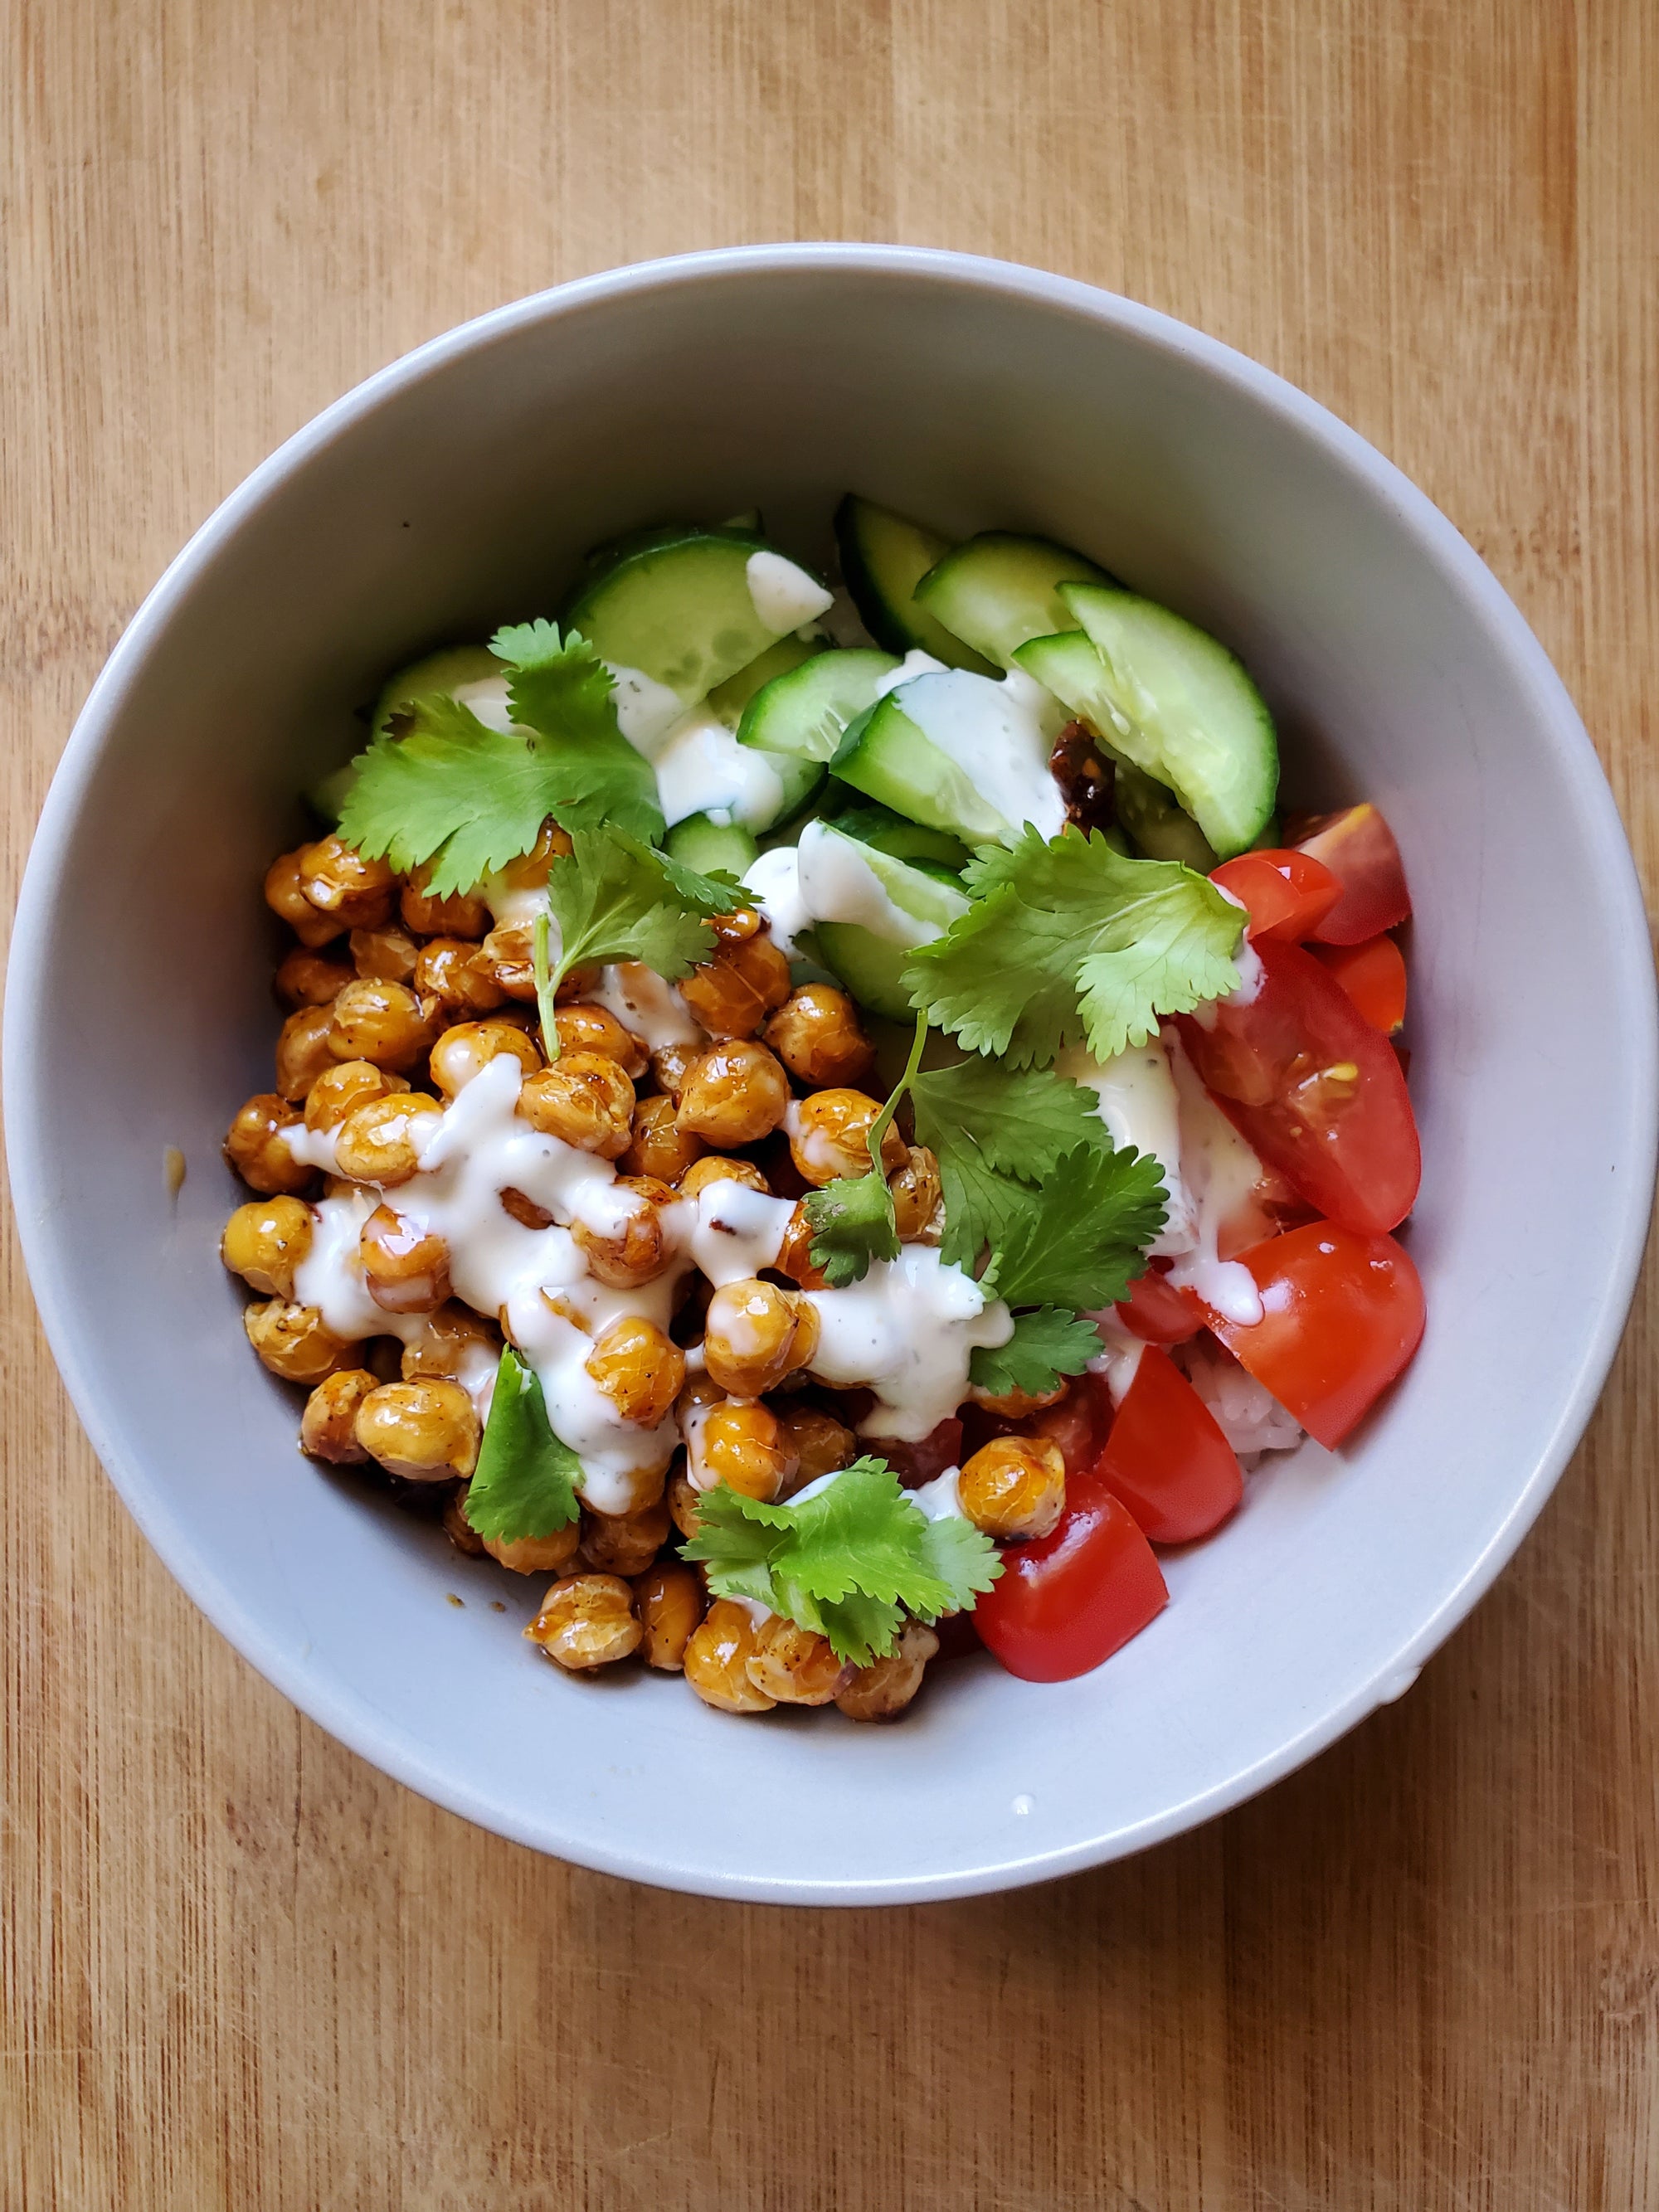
[[802, 1247, 1014, 1441], [1058, 1035, 1195, 1257], [891, 665, 1068, 840], [744, 550, 834, 635], [1163, 1033, 1267, 1325]]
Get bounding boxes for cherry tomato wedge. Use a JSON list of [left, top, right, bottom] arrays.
[[975, 1466, 1168, 1682], [1201, 1221, 1424, 1448], [1209, 848, 1341, 943], [1173, 939, 1420, 1235], [1115, 1265, 1204, 1344], [1313, 934, 1407, 1034], [1287, 804, 1411, 945], [1092, 1346, 1243, 1544]]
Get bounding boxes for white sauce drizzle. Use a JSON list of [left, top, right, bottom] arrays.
[[911, 1465, 966, 1521], [1058, 1037, 1195, 1256], [589, 962, 704, 1051], [742, 847, 813, 961], [745, 549, 834, 635], [1163, 1033, 1267, 1325], [890, 665, 1068, 840], [648, 701, 787, 830], [803, 1247, 1013, 1441], [745, 822, 968, 960]]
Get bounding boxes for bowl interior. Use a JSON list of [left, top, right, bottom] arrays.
[[10, 250, 1653, 1902]]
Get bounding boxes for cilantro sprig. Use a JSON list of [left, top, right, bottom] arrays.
[[968, 1307, 1103, 1399], [681, 1459, 1001, 1665], [463, 1347, 582, 1544], [800, 1009, 930, 1287]]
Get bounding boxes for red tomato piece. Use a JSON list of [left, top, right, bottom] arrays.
[[1209, 848, 1341, 943], [1115, 1266, 1204, 1344], [1202, 1221, 1425, 1448], [975, 1466, 1169, 1683], [1173, 939, 1421, 1235], [1092, 1346, 1243, 1544], [1313, 934, 1408, 1034], [1288, 804, 1411, 945]]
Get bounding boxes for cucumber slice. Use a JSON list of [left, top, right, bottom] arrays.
[[830, 668, 1066, 848], [736, 648, 901, 764], [826, 803, 970, 873], [664, 814, 761, 877], [1057, 584, 1278, 858], [810, 926, 921, 1023], [833, 496, 998, 675], [563, 530, 833, 712], [370, 644, 501, 738], [914, 532, 1113, 668], [1114, 761, 1219, 872], [803, 826, 970, 1022], [707, 633, 826, 725]]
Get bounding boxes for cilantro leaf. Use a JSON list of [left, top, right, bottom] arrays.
[[968, 1305, 1102, 1399], [542, 828, 729, 1011], [488, 621, 664, 843], [801, 1169, 900, 1287], [462, 1347, 582, 1543], [905, 826, 1243, 1067], [980, 1144, 1168, 1310], [682, 1458, 1001, 1665]]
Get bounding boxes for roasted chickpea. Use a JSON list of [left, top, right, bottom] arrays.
[[519, 1053, 636, 1159], [332, 1091, 444, 1185], [491, 818, 572, 895], [763, 984, 875, 1087], [683, 1598, 776, 1713], [676, 1039, 791, 1147], [585, 1315, 686, 1427], [958, 1435, 1067, 1541], [430, 1018, 542, 1100], [667, 1462, 703, 1539], [679, 1155, 771, 1200], [679, 918, 791, 1038], [772, 1199, 832, 1291], [485, 1521, 581, 1575], [414, 937, 505, 1017], [636, 1561, 702, 1670], [649, 1039, 702, 1101], [400, 1300, 499, 1383], [500, 1187, 555, 1230], [581, 1496, 672, 1577], [275, 946, 353, 1008], [304, 1058, 408, 1135], [554, 1003, 649, 1077], [693, 1398, 797, 1502], [834, 1620, 940, 1722], [620, 1093, 705, 1184], [967, 1378, 1068, 1419], [299, 1368, 377, 1462], [349, 922, 419, 983], [525, 1573, 641, 1671], [264, 849, 342, 949], [296, 835, 396, 927], [569, 1174, 680, 1290], [774, 1403, 854, 1489], [221, 1195, 314, 1297], [479, 924, 538, 1002], [354, 1378, 479, 1481], [443, 1485, 488, 1558], [360, 1203, 450, 1315], [401, 866, 489, 940], [787, 1089, 908, 1186], [703, 1278, 819, 1398], [244, 1298, 354, 1384], [272, 1004, 337, 1101], [746, 1615, 851, 1706], [889, 1144, 943, 1242], [224, 1092, 312, 1195], [327, 978, 437, 1072]]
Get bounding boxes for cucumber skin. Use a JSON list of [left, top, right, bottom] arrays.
[[833, 496, 999, 675], [830, 697, 1011, 846], [1114, 761, 1219, 871], [827, 803, 971, 873], [811, 923, 921, 1023], [914, 532, 1113, 668], [664, 814, 761, 877], [708, 633, 825, 724], [736, 647, 901, 765], [370, 643, 502, 737]]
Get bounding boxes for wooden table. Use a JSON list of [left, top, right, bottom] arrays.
[[5, 2, 1656, 2203]]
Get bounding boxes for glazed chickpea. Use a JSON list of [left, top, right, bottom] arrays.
[[834, 1620, 940, 1722], [649, 1039, 702, 1101], [479, 924, 538, 1003], [772, 1200, 831, 1291], [679, 916, 791, 1038], [221, 1195, 314, 1298], [430, 1018, 542, 1100], [244, 1298, 354, 1384], [224, 1092, 312, 1196], [581, 1496, 672, 1577], [683, 1598, 776, 1713], [349, 922, 419, 983], [666, 1462, 703, 1539], [360, 1203, 450, 1315], [519, 1053, 635, 1159], [888, 1144, 943, 1242], [585, 1315, 685, 1427], [414, 937, 505, 1017], [569, 1174, 680, 1290], [485, 1521, 581, 1575], [491, 818, 571, 895], [763, 984, 875, 1087], [400, 1300, 499, 1383], [275, 946, 353, 1008], [703, 1277, 819, 1398], [676, 1039, 791, 1147], [958, 1435, 1068, 1541], [774, 1403, 854, 1489], [332, 1091, 444, 1185], [745, 1615, 851, 1706], [620, 1094, 704, 1184], [327, 978, 437, 1072], [296, 834, 395, 927], [401, 865, 489, 940], [500, 1187, 555, 1230], [636, 1561, 702, 1671], [787, 1089, 907, 1186], [695, 1399, 797, 1502], [679, 1155, 771, 1201], [275, 1004, 338, 1101], [299, 1368, 377, 1462], [525, 1573, 641, 1672], [554, 1003, 649, 1078], [354, 1378, 479, 1481], [967, 1378, 1068, 1419], [264, 849, 342, 949], [304, 1058, 408, 1135], [443, 1485, 488, 1558]]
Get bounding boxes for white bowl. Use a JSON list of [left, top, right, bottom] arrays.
[[8, 246, 1654, 1904]]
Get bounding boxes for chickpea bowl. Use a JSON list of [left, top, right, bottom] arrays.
[[8, 247, 1654, 1903]]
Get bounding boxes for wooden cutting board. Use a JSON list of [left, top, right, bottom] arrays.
[[4, 1, 1656, 2204]]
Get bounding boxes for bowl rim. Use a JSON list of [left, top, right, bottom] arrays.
[[8, 241, 1656, 1904]]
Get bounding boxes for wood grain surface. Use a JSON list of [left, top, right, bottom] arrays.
[[4, 1, 1657, 2205]]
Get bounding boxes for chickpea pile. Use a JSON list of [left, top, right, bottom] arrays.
[[224, 823, 1068, 1728]]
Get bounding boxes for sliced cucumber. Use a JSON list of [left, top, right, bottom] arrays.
[[755, 751, 827, 826], [1114, 761, 1219, 871], [804, 827, 970, 1023], [370, 644, 501, 738], [563, 530, 833, 711], [914, 532, 1113, 668], [736, 647, 901, 764], [833, 496, 998, 675], [664, 814, 761, 877], [1057, 584, 1277, 858], [825, 803, 970, 873], [830, 668, 1066, 848], [707, 633, 826, 725]]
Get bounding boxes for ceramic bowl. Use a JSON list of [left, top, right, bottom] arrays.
[[9, 246, 1655, 1903]]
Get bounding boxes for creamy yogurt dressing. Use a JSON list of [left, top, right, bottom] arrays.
[[1058, 1038, 1195, 1256], [893, 665, 1068, 840], [648, 702, 787, 831], [744, 821, 967, 960], [1163, 1032, 1267, 1325], [745, 549, 834, 635], [742, 847, 814, 961], [803, 1247, 1013, 1441], [588, 962, 703, 1050]]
